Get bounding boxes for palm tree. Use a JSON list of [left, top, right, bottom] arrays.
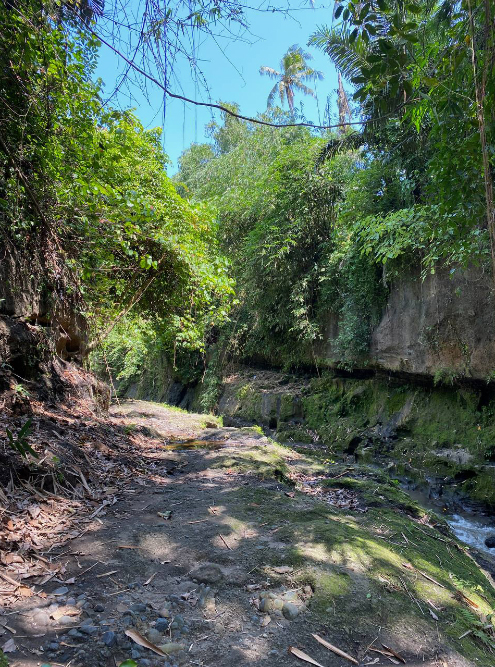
[[260, 45, 323, 113]]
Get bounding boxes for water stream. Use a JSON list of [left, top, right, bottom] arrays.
[[403, 484, 495, 560]]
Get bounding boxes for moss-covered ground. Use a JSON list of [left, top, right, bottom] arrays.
[[220, 437, 495, 665]]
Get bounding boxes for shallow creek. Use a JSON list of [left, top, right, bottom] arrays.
[[403, 484, 495, 559]]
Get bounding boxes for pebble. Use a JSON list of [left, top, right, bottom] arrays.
[[155, 618, 170, 632], [66, 597, 76, 606], [131, 648, 142, 659], [47, 642, 59, 650], [33, 611, 50, 626], [131, 603, 147, 613], [68, 629, 83, 638], [59, 615, 77, 626], [53, 586, 69, 596], [189, 564, 224, 584], [94, 603, 105, 612], [80, 624, 99, 636], [282, 602, 300, 620], [102, 630, 116, 647], [147, 628, 162, 645], [160, 642, 183, 655]]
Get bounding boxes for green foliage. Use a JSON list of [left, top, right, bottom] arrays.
[[311, 0, 495, 269], [1, 2, 234, 374], [6, 419, 37, 459], [433, 367, 461, 387]]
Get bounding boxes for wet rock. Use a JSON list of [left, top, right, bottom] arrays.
[[282, 602, 300, 620], [102, 630, 116, 647], [485, 535, 495, 548]]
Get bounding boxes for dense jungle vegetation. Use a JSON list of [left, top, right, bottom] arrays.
[[1, 0, 494, 402]]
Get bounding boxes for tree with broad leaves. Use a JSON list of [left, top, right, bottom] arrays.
[[260, 45, 323, 113]]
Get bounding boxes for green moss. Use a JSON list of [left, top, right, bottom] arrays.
[[276, 425, 314, 444]]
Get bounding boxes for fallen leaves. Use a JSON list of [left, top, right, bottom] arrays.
[[311, 634, 359, 664], [2, 638, 16, 653], [124, 629, 167, 657], [288, 646, 324, 667], [289, 634, 359, 667]]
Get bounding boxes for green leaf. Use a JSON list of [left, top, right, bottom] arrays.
[[403, 79, 413, 96]]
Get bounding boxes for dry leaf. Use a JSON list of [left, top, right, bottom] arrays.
[[288, 646, 324, 667], [311, 634, 358, 664], [381, 644, 406, 664], [2, 638, 16, 653], [125, 629, 167, 656], [18, 586, 34, 597], [5, 554, 24, 565]]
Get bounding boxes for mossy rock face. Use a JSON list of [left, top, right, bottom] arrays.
[[216, 370, 495, 507], [300, 375, 495, 507]]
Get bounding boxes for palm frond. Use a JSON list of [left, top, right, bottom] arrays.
[[309, 26, 370, 81], [300, 67, 324, 82], [317, 131, 365, 165], [267, 83, 279, 108], [293, 81, 316, 98], [260, 66, 281, 80]]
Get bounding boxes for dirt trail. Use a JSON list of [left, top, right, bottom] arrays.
[[2, 401, 495, 667]]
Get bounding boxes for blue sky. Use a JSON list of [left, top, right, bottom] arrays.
[[95, 3, 339, 172]]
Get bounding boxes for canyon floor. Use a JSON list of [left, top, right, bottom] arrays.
[[1, 400, 495, 667]]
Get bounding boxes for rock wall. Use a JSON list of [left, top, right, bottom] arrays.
[[0, 242, 109, 409], [214, 367, 495, 508], [0, 243, 87, 360], [320, 265, 495, 381]]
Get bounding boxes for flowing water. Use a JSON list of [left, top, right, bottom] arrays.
[[405, 485, 495, 559]]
